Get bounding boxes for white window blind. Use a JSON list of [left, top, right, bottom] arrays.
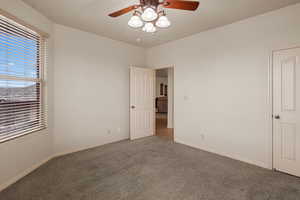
[[0, 14, 46, 142]]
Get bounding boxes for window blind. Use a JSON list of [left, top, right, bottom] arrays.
[[0, 14, 46, 142]]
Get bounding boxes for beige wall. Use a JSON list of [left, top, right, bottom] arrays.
[[146, 3, 300, 169], [0, 0, 54, 190], [53, 24, 146, 155]]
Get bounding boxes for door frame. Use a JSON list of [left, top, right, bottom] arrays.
[[269, 45, 300, 170], [153, 65, 175, 140]]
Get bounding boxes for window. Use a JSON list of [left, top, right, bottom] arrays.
[[0, 14, 46, 142]]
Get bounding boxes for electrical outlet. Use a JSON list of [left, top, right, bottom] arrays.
[[200, 134, 205, 140], [107, 129, 111, 134]]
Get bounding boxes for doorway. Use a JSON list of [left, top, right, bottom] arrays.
[[155, 68, 174, 141], [273, 47, 300, 177], [129, 66, 174, 141]]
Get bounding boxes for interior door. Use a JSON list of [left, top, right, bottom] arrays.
[[130, 67, 155, 140], [273, 47, 300, 176]]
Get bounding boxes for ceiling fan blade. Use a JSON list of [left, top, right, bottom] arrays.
[[108, 5, 140, 17], [164, 0, 199, 11]]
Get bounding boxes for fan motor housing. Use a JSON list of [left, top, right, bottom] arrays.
[[140, 0, 160, 7]]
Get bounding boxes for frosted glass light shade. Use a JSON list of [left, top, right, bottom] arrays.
[[141, 7, 158, 22], [155, 16, 171, 28], [142, 23, 156, 33], [128, 15, 143, 28]]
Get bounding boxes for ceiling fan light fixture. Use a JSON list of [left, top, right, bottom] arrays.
[[128, 15, 143, 28], [109, 0, 200, 33], [142, 22, 156, 33], [156, 15, 171, 28], [141, 7, 158, 22]]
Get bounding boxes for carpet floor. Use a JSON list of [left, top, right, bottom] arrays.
[[1, 136, 300, 200]]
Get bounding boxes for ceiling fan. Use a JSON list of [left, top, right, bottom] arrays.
[[108, 0, 200, 33]]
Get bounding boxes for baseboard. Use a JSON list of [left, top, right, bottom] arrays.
[[174, 139, 269, 169], [0, 156, 53, 192], [0, 137, 269, 192], [54, 137, 130, 158], [0, 138, 130, 192]]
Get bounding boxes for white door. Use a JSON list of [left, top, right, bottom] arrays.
[[130, 67, 155, 140], [273, 47, 300, 176]]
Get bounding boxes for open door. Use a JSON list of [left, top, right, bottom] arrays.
[[130, 67, 155, 140], [273, 47, 300, 177]]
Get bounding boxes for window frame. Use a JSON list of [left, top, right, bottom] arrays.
[[0, 9, 49, 143]]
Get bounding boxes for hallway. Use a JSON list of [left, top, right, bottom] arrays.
[[155, 113, 173, 141]]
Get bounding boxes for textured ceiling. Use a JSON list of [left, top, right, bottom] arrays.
[[22, 0, 300, 47]]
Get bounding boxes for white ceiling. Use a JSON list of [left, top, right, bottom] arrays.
[[22, 0, 300, 47]]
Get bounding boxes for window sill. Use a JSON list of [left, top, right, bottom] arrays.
[[0, 127, 47, 144]]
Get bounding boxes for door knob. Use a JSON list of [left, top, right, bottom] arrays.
[[274, 115, 280, 119], [131, 105, 136, 109]]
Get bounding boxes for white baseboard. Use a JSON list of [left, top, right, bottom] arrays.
[[0, 137, 131, 192], [54, 137, 130, 158], [175, 139, 269, 169], [0, 137, 269, 192], [0, 156, 53, 192]]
